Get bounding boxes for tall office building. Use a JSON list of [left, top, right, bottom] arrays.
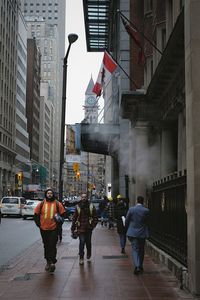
[[20, 0, 66, 190], [15, 10, 31, 191], [0, 0, 20, 198], [26, 38, 41, 162], [24, 16, 59, 186]]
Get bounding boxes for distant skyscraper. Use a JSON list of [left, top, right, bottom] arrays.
[[20, 0, 66, 188], [0, 0, 20, 198], [26, 38, 41, 162], [15, 10, 31, 189]]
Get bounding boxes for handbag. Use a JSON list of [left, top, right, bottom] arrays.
[[71, 230, 78, 239], [54, 213, 64, 224]]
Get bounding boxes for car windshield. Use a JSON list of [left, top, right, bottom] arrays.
[[2, 198, 19, 204], [26, 201, 35, 205]]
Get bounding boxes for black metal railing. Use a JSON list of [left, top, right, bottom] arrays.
[[148, 171, 187, 266]]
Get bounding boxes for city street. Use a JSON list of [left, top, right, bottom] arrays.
[[0, 218, 72, 269], [0, 217, 39, 268], [0, 224, 197, 300], [1, 0, 200, 295]]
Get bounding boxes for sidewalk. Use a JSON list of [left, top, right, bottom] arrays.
[[0, 222, 198, 300]]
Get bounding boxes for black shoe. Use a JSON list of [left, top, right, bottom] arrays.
[[121, 248, 125, 254], [87, 254, 91, 260], [134, 267, 140, 275], [49, 263, 56, 273], [139, 266, 144, 272]]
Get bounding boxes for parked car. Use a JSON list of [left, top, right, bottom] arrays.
[[22, 199, 42, 220], [64, 199, 79, 221], [0, 196, 26, 217]]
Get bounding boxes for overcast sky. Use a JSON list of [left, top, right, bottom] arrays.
[[66, 0, 103, 124]]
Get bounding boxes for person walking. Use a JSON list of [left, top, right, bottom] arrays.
[[71, 193, 98, 265], [34, 188, 65, 273], [125, 195, 149, 275], [99, 195, 108, 226], [106, 196, 115, 229], [115, 195, 128, 254]]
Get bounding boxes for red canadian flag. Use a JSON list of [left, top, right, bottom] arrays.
[[92, 51, 117, 97]]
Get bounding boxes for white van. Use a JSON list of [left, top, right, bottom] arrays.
[[0, 196, 26, 217]]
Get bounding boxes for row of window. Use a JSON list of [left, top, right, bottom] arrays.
[[24, 3, 58, 6], [24, 10, 58, 13], [17, 71, 26, 89], [0, 150, 14, 165], [16, 99, 26, 116], [0, 131, 13, 149], [26, 14, 58, 20], [16, 144, 30, 159], [16, 129, 29, 147]]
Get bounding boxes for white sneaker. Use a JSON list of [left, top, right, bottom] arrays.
[[87, 257, 91, 262], [79, 259, 84, 265], [45, 262, 50, 271]]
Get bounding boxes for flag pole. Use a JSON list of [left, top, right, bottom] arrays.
[[118, 10, 163, 56], [106, 50, 139, 90]]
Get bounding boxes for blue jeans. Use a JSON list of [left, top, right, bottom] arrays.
[[119, 233, 126, 249], [128, 237, 145, 268], [79, 231, 92, 259]]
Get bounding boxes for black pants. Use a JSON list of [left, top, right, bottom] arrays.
[[79, 230, 92, 259], [40, 229, 58, 264]]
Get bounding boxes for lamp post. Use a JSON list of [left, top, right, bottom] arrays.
[[59, 33, 78, 202]]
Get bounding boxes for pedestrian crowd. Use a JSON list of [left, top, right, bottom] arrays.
[[33, 188, 149, 276]]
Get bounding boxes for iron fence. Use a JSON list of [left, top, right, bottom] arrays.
[[148, 173, 187, 266]]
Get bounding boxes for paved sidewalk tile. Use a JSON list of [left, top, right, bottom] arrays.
[[0, 222, 199, 300]]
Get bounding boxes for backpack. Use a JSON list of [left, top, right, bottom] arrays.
[[34, 200, 63, 227]]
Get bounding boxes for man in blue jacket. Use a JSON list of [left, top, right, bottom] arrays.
[[125, 196, 149, 275]]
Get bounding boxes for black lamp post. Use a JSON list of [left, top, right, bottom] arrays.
[[59, 33, 78, 202]]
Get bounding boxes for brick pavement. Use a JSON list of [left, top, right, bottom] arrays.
[[0, 222, 199, 300]]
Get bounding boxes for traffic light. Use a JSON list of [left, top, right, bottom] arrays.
[[18, 171, 23, 181], [73, 162, 79, 172], [76, 171, 80, 180]]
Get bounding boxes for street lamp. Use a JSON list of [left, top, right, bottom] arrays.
[[59, 33, 78, 202]]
